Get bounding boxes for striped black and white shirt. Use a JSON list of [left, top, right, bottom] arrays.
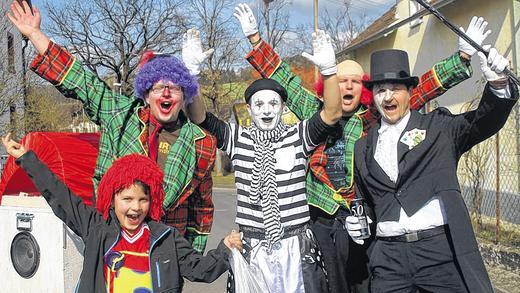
[[201, 112, 337, 230]]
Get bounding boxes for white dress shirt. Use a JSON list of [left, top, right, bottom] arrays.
[[373, 85, 512, 237], [374, 112, 446, 237]]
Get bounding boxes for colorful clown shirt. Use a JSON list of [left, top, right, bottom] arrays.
[[104, 224, 152, 293]]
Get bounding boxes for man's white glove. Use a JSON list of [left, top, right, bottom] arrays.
[[458, 16, 491, 57], [182, 28, 214, 76], [478, 46, 509, 82], [302, 30, 337, 76], [233, 3, 258, 38], [345, 215, 373, 245]]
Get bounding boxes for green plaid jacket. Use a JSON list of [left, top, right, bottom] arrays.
[[247, 41, 472, 215], [30, 42, 217, 252]]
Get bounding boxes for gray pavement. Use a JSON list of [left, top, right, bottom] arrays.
[[184, 187, 238, 293]]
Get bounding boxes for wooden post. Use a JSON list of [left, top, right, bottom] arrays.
[[314, 0, 319, 83]]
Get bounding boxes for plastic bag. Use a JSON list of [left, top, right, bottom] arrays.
[[229, 248, 270, 293]]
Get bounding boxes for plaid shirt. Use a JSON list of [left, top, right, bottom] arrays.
[[246, 41, 472, 215], [31, 42, 217, 252]]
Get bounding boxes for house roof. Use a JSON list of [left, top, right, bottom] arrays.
[[337, 0, 455, 58], [347, 5, 398, 49]]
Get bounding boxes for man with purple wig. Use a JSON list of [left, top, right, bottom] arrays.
[[8, 0, 217, 252]]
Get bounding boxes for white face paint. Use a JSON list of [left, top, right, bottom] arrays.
[[249, 90, 284, 131], [373, 83, 410, 124]]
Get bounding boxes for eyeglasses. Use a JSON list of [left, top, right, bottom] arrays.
[[150, 84, 182, 95]]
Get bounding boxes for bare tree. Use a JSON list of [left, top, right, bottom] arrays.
[[319, 0, 371, 52], [44, 0, 187, 95], [186, 0, 242, 120], [185, 0, 243, 175], [258, 0, 291, 51]]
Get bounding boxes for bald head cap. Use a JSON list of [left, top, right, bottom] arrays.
[[337, 59, 364, 77]]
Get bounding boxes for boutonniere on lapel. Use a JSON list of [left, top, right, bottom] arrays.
[[400, 128, 426, 150]]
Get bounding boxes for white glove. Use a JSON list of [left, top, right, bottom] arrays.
[[182, 28, 214, 76], [458, 16, 491, 57], [345, 215, 372, 245], [302, 30, 337, 76], [233, 3, 258, 38], [478, 46, 509, 82]]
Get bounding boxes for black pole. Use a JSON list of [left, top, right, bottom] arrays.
[[414, 0, 520, 86]]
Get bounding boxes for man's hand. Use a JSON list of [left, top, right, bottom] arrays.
[[6, 0, 41, 39], [478, 46, 509, 89], [458, 16, 491, 59], [345, 215, 372, 245], [223, 230, 243, 251], [233, 3, 258, 38], [182, 28, 214, 76], [1, 133, 27, 159], [302, 30, 337, 76]]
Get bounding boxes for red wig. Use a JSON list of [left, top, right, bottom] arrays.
[[96, 154, 165, 222], [314, 74, 374, 107]]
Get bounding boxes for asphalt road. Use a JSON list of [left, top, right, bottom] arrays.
[[184, 187, 238, 293]]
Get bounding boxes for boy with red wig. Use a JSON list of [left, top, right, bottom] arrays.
[[2, 134, 241, 293], [234, 3, 490, 293]]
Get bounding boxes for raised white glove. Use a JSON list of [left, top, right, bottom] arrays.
[[458, 16, 491, 57], [233, 3, 258, 38], [478, 46, 509, 82], [182, 28, 214, 76], [302, 30, 337, 76], [345, 215, 372, 245]]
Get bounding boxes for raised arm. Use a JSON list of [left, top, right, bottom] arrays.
[[450, 48, 518, 156], [7, 0, 49, 54], [234, 3, 321, 120], [410, 16, 490, 110], [183, 28, 213, 125], [8, 1, 134, 126], [301, 30, 342, 126], [2, 134, 102, 240]]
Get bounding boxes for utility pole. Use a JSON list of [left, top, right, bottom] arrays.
[[314, 0, 319, 82], [263, 0, 272, 45]]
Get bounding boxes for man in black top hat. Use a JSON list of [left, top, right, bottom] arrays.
[[347, 47, 518, 293]]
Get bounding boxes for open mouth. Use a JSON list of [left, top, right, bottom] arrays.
[[384, 104, 398, 112], [161, 101, 172, 110], [342, 94, 354, 101], [156, 99, 177, 114], [261, 117, 274, 124]]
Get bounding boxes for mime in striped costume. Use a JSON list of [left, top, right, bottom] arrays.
[[186, 29, 343, 293]]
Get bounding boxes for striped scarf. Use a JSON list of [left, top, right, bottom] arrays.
[[249, 122, 287, 248]]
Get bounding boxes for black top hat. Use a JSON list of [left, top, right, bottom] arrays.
[[362, 49, 419, 90], [244, 78, 288, 104]]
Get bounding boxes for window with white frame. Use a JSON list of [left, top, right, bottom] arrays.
[[409, 0, 427, 27]]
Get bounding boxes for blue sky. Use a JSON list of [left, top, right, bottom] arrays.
[[31, 0, 396, 30], [290, 0, 395, 26]]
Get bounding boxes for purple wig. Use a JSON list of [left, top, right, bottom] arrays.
[[134, 55, 198, 104]]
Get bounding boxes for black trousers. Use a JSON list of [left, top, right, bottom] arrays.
[[310, 206, 373, 293], [370, 231, 468, 293], [310, 207, 350, 293]]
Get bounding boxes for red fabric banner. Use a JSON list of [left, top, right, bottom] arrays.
[[0, 132, 99, 206]]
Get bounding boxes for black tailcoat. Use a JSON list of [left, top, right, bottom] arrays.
[[354, 83, 518, 293]]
